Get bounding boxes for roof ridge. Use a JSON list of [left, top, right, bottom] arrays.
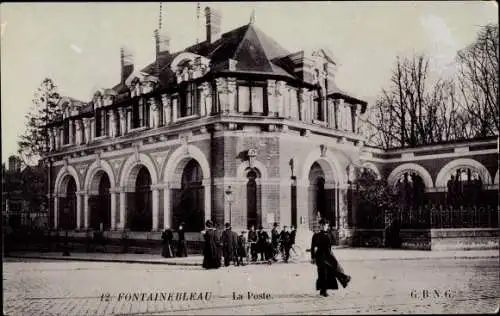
[[231, 23, 254, 61]]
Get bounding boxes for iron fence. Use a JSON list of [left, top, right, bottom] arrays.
[[356, 205, 499, 229]]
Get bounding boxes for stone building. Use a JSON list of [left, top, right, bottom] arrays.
[[43, 7, 499, 248]]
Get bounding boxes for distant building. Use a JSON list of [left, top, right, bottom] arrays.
[[2, 156, 48, 229], [42, 6, 498, 245]]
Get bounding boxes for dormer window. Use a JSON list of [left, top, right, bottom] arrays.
[[238, 83, 264, 114]]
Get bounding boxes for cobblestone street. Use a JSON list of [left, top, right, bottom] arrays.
[[3, 255, 499, 315]]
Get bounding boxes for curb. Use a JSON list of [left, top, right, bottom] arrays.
[[5, 254, 499, 266]]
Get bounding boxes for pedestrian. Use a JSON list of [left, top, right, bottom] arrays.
[[231, 226, 239, 266], [176, 223, 188, 257], [271, 222, 280, 262], [248, 225, 258, 262], [121, 229, 129, 253], [257, 226, 269, 261], [202, 220, 221, 269], [290, 225, 297, 257], [236, 231, 247, 266], [311, 219, 351, 297], [161, 227, 174, 258], [280, 225, 292, 263], [221, 223, 236, 267]]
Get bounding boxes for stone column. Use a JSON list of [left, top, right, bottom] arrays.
[[110, 189, 117, 230], [53, 195, 59, 229], [276, 81, 286, 117], [76, 192, 82, 230], [119, 108, 127, 135], [119, 188, 127, 230], [203, 179, 212, 224], [163, 184, 171, 229], [227, 77, 237, 115], [215, 78, 227, 115], [127, 110, 132, 131], [354, 104, 362, 133], [109, 110, 117, 137], [295, 179, 313, 252], [201, 82, 212, 116], [152, 187, 159, 231], [48, 129, 55, 151], [267, 80, 277, 116], [279, 179, 292, 227], [83, 118, 91, 144], [172, 97, 178, 122], [90, 119, 95, 140], [162, 94, 171, 125], [83, 193, 89, 229], [337, 184, 353, 245], [68, 119, 74, 144], [150, 98, 160, 128]]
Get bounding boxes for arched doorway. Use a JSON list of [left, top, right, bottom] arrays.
[[59, 176, 77, 229], [246, 168, 261, 229], [173, 159, 204, 232], [308, 162, 335, 229], [89, 172, 111, 231], [129, 166, 152, 231]]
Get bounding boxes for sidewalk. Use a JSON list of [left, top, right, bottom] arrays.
[[5, 248, 498, 266]]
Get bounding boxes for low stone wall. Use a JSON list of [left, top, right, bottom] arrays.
[[353, 228, 499, 250], [430, 228, 499, 250]]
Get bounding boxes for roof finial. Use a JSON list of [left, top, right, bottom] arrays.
[[249, 9, 255, 25], [158, 2, 164, 31], [196, 2, 201, 44]]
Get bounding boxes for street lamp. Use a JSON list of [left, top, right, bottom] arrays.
[[225, 185, 233, 225]]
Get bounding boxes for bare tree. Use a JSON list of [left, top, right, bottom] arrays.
[[366, 54, 464, 148], [456, 24, 499, 137]]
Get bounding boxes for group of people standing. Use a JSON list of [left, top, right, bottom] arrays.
[[161, 223, 188, 258], [201, 221, 298, 269]]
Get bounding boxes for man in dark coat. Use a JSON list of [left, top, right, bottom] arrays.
[[202, 220, 221, 269], [271, 222, 280, 262], [311, 219, 351, 297], [236, 231, 247, 266], [257, 226, 269, 261], [176, 223, 188, 257], [248, 225, 258, 262], [161, 228, 174, 258], [280, 226, 292, 263], [221, 223, 237, 266]]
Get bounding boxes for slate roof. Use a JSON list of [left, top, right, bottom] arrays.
[[133, 23, 294, 89], [61, 21, 365, 120]]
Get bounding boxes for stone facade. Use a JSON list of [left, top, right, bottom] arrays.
[[42, 8, 499, 250]]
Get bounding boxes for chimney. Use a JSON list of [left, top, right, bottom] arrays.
[[204, 6, 222, 43], [120, 47, 134, 83], [154, 29, 170, 56], [8, 156, 20, 172]]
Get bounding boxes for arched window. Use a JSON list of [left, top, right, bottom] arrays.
[[446, 167, 483, 207]]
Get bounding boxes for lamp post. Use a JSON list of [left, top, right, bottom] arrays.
[[225, 186, 233, 225]]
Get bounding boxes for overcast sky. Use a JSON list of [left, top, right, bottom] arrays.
[[1, 2, 497, 163]]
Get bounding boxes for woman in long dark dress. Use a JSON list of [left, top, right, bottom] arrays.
[[176, 223, 188, 257], [161, 228, 173, 258], [311, 219, 351, 297], [202, 220, 221, 269]]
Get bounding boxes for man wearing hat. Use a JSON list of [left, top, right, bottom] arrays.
[[311, 219, 351, 297], [202, 220, 221, 269], [176, 222, 187, 257], [221, 223, 237, 267]]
